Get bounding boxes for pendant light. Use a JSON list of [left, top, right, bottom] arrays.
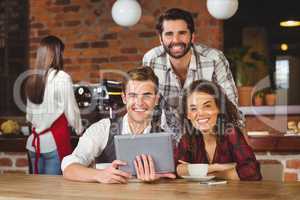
[[207, 0, 238, 20], [111, 0, 142, 27]]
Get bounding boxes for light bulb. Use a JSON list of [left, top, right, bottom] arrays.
[[281, 43, 288, 51]]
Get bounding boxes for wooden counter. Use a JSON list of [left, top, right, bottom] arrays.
[[0, 135, 79, 152], [0, 134, 26, 152], [247, 135, 300, 152], [0, 174, 299, 200]]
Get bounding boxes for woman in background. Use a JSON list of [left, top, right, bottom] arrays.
[[25, 35, 82, 175], [175, 80, 261, 180]]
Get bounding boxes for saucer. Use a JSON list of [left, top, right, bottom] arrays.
[[181, 175, 215, 182]]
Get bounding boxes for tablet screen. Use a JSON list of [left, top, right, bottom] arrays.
[[114, 132, 175, 175]]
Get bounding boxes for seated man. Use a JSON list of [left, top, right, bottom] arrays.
[[62, 67, 176, 184]]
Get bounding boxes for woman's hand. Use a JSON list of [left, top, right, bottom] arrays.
[[95, 160, 131, 184], [208, 163, 236, 173], [178, 160, 190, 164], [176, 160, 190, 177], [208, 163, 239, 180], [134, 154, 176, 182]]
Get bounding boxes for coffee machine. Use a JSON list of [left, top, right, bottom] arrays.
[[73, 80, 125, 128]]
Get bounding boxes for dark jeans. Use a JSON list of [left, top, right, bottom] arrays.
[[28, 150, 61, 175]]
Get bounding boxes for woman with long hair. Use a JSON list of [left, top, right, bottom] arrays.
[[25, 35, 82, 175], [175, 80, 261, 180]]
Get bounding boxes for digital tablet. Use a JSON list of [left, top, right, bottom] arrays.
[[114, 132, 175, 175]]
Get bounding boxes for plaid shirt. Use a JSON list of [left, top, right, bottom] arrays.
[[174, 128, 262, 181], [143, 44, 243, 138]]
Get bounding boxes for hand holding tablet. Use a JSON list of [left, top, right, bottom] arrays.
[[114, 133, 175, 176], [134, 154, 176, 182]]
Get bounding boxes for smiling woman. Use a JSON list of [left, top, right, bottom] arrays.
[[175, 80, 262, 181], [186, 91, 219, 134]]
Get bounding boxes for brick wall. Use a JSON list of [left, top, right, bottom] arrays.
[[29, 0, 223, 82], [256, 153, 300, 181], [247, 114, 300, 181], [0, 152, 28, 174]]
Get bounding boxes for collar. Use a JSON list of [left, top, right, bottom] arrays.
[[122, 113, 152, 135]]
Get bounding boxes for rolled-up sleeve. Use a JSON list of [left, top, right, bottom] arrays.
[[61, 119, 110, 171]]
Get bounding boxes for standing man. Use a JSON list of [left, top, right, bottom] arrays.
[[143, 8, 242, 138], [62, 67, 175, 184]]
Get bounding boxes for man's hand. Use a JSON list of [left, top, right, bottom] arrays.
[[134, 154, 176, 183], [95, 160, 131, 184]]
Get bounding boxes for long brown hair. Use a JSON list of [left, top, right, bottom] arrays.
[[25, 35, 65, 104]]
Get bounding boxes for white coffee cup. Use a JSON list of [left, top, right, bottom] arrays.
[[21, 126, 30, 136], [96, 163, 112, 170], [187, 164, 208, 177]]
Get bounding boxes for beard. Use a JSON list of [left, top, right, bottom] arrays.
[[162, 39, 193, 59]]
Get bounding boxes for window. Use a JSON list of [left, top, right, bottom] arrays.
[[275, 59, 289, 89], [0, 0, 28, 115]]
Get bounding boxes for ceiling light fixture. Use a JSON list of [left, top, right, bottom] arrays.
[[280, 43, 288, 51], [280, 20, 300, 27], [111, 0, 142, 27], [207, 0, 239, 20]]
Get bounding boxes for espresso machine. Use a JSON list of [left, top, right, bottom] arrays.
[[73, 80, 125, 129]]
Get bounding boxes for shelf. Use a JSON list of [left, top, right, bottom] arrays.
[[0, 135, 26, 152], [240, 105, 300, 115], [1, 135, 300, 153], [247, 135, 300, 152], [0, 135, 79, 152]]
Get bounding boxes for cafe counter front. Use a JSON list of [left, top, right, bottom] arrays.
[[0, 133, 300, 181]]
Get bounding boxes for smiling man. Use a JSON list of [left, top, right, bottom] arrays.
[[62, 67, 175, 184], [143, 8, 242, 138]]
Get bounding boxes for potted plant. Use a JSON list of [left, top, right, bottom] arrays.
[[264, 88, 276, 106], [225, 46, 268, 106], [253, 91, 264, 106]]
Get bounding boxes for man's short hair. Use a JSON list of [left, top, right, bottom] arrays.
[[122, 67, 159, 93], [156, 8, 195, 35]]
